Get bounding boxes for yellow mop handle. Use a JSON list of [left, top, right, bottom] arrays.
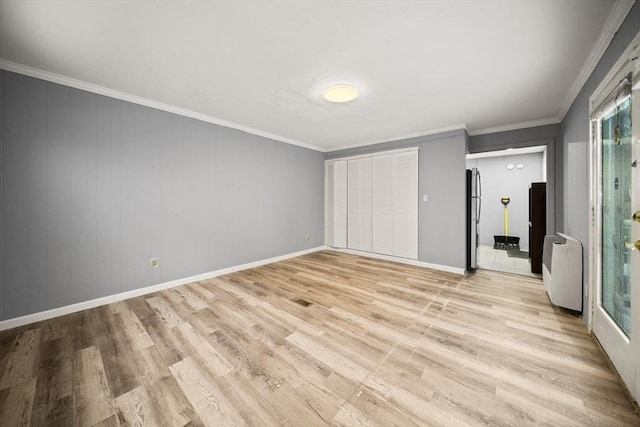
[[503, 205, 508, 236]]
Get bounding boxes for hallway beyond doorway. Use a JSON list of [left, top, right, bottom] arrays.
[[477, 245, 539, 278]]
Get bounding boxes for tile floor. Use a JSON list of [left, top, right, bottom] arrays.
[[477, 245, 540, 278]]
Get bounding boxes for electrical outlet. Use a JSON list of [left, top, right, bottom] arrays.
[[305, 234, 310, 240], [151, 258, 159, 268]]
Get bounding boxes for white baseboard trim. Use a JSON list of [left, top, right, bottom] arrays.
[[327, 247, 466, 275], [0, 246, 325, 331]]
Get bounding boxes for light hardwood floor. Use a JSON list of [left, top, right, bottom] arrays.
[[0, 250, 638, 426]]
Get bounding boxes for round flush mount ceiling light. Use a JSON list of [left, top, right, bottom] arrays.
[[323, 84, 359, 103]]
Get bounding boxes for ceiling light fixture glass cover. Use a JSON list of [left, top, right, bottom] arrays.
[[323, 84, 359, 103]]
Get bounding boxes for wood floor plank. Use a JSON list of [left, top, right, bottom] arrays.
[[146, 295, 184, 329], [0, 328, 41, 390], [285, 331, 368, 384], [169, 357, 246, 426], [72, 345, 117, 426], [171, 287, 209, 311], [114, 385, 159, 427], [111, 301, 154, 350], [0, 250, 638, 426], [33, 336, 72, 408], [175, 322, 234, 377], [0, 377, 37, 426], [30, 394, 73, 426], [140, 373, 202, 427], [211, 370, 291, 426], [332, 402, 374, 427]]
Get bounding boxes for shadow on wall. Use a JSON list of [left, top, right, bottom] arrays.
[[467, 152, 545, 251]]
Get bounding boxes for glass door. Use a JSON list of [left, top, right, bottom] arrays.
[[601, 97, 633, 336], [592, 68, 639, 401]]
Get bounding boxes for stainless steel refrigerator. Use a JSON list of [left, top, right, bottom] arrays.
[[466, 168, 481, 272]]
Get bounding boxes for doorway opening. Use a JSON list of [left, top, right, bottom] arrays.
[[466, 146, 547, 277]]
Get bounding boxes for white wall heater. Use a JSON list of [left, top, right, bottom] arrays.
[[542, 233, 582, 311]]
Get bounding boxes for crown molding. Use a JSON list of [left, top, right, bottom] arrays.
[[556, 0, 636, 121], [325, 123, 468, 152], [468, 117, 560, 136], [0, 59, 326, 153]]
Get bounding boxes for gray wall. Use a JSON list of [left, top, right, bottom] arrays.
[[467, 153, 544, 250], [468, 124, 562, 238], [326, 129, 467, 270], [0, 70, 325, 322], [561, 2, 640, 325]]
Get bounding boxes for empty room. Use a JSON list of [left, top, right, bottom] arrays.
[[1, 1, 640, 425]]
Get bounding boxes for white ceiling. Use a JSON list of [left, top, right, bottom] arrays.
[[0, 1, 633, 151]]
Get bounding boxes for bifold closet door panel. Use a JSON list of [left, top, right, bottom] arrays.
[[373, 155, 394, 255], [348, 212, 373, 252], [347, 209, 359, 250], [394, 214, 418, 259], [348, 158, 372, 252], [373, 214, 394, 255], [347, 160, 360, 250], [393, 152, 418, 215], [333, 211, 347, 248], [358, 212, 372, 251], [326, 160, 347, 248], [333, 160, 348, 248], [358, 158, 373, 251], [326, 162, 335, 246], [393, 151, 418, 259]]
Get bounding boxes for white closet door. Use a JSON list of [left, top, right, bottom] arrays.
[[333, 149, 417, 258], [347, 160, 360, 250], [393, 151, 418, 259], [373, 155, 394, 255], [348, 158, 372, 252], [359, 158, 372, 251], [326, 160, 347, 248], [326, 162, 336, 246], [334, 160, 348, 248]]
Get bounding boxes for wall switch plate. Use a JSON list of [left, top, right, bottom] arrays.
[[584, 282, 588, 298], [422, 194, 428, 202], [305, 234, 310, 240], [151, 258, 159, 268]]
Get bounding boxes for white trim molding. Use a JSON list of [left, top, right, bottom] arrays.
[[326, 146, 419, 163], [468, 117, 561, 137], [328, 247, 466, 275], [0, 246, 325, 331], [325, 124, 468, 153], [0, 59, 326, 153], [557, 0, 636, 121]]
